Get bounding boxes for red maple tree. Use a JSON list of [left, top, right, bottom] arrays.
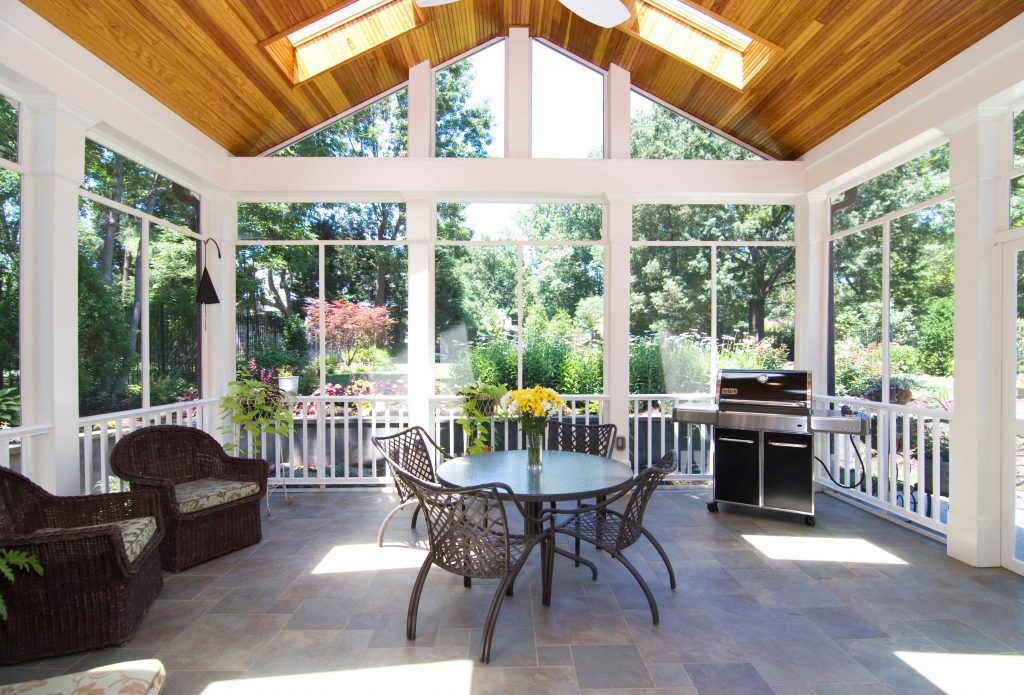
[[304, 299, 395, 366]]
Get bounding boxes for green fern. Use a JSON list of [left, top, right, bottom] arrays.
[[0, 549, 43, 621]]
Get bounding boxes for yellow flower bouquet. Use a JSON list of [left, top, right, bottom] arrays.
[[500, 386, 566, 467]]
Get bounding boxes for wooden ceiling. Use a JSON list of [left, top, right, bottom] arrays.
[[20, 0, 1024, 160]]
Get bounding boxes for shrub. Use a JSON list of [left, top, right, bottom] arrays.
[[918, 296, 954, 376]]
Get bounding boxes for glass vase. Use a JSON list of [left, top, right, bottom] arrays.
[[526, 432, 543, 468]]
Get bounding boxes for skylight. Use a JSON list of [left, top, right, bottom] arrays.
[[630, 0, 776, 90], [263, 0, 424, 84], [653, 0, 753, 51], [287, 0, 391, 46]]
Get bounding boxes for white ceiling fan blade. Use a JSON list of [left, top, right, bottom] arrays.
[[414, 0, 461, 7], [557, 0, 630, 28]]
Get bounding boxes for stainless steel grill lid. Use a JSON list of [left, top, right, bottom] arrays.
[[716, 370, 811, 411]]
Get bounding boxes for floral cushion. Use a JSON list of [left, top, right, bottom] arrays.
[[174, 477, 260, 514], [0, 658, 166, 694], [112, 517, 157, 563], [33, 517, 157, 564]]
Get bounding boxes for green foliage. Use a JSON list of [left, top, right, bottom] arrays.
[[918, 297, 954, 377], [0, 548, 43, 621], [435, 57, 494, 158], [630, 94, 760, 161], [0, 167, 20, 393], [218, 379, 293, 456], [0, 95, 18, 163], [456, 381, 508, 454], [0, 386, 18, 427]]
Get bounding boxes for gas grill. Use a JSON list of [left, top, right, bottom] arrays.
[[673, 369, 867, 525]]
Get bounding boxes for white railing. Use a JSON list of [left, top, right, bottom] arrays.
[[813, 395, 952, 533], [236, 396, 411, 487], [79, 399, 217, 494], [630, 394, 714, 478], [431, 395, 610, 457], [0, 424, 53, 480]]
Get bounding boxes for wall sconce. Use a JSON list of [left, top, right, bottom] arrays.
[[196, 238, 222, 304]]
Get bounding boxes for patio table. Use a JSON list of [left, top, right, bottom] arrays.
[[436, 449, 634, 581]]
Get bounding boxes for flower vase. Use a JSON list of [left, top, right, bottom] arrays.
[[526, 432, 543, 468]]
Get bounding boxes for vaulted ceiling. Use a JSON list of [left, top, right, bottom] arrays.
[[20, 0, 1024, 160]]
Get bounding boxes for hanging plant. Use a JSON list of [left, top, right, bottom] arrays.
[[218, 379, 293, 457], [456, 381, 508, 455]]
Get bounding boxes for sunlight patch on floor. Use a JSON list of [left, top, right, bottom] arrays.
[[895, 651, 1024, 694], [311, 543, 429, 575], [741, 534, 907, 564], [203, 660, 473, 694]]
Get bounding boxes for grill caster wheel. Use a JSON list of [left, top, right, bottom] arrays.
[[804, 515, 815, 526], [707, 501, 719, 513]]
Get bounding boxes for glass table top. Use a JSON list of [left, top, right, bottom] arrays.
[[436, 449, 634, 502]]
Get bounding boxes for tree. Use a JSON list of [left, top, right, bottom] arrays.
[[305, 299, 395, 367]]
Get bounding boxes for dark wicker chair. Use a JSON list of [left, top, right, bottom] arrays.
[[552, 452, 677, 624], [547, 420, 617, 458], [0, 467, 164, 665], [110, 425, 268, 572], [371, 426, 448, 547], [392, 464, 553, 663]]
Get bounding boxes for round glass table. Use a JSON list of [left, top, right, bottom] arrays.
[[436, 450, 634, 581]]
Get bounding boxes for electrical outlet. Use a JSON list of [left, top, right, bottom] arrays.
[[615, 435, 625, 450]]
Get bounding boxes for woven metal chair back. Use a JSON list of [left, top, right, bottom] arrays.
[[391, 464, 512, 579], [616, 452, 675, 549], [547, 420, 616, 458], [373, 427, 441, 503], [110, 425, 225, 485], [0, 467, 51, 536]]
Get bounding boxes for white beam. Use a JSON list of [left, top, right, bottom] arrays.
[[506, 27, 531, 158], [794, 194, 829, 383], [407, 61, 433, 158], [606, 64, 631, 160], [200, 190, 236, 442], [19, 95, 94, 494], [227, 158, 805, 202], [605, 196, 631, 462], [946, 106, 1006, 567], [405, 195, 434, 428]]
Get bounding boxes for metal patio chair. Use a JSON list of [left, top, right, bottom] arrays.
[[391, 463, 553, 663], [372, 426, 448, 547], [551, 451, 677, 624]]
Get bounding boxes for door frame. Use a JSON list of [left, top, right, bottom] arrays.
[[1000, 237, 1024, 575]]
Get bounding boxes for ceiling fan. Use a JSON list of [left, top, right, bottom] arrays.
[[414, 0, 630, 29]]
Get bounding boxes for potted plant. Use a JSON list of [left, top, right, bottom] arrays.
[[0, 549, 42, 620], [456, 381, 508, 455], [218, 379, 293, 457], [277, 367, 299, 395]]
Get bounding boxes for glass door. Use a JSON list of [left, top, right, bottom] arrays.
[[1002, 240, 1024, 575]]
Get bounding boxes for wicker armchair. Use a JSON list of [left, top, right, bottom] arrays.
[[371, 426, 448, 547], [391, 464, 553, 663], [0, 468, 164, 665], [552, 452, 677, 624], [110, 425, 268, 572], [546, 420, 617, 458]]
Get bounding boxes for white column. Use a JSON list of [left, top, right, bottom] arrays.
[[794, 193, 829, 384], [506, 27, 531, 159], [946, 107, 1005, 567], [606, 64, 631, 160], [407, 61, 433, 158], [19, 95, 95, 493], [405, 195, 434, 429], [200, 189, 236, 438], [606, 196, 632, 462]]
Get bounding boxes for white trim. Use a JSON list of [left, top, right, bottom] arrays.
[[829, 192, 955, 240], [78, 188, 202, 240]]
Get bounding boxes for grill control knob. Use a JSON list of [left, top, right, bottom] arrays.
[[757, 374, 769, 383]]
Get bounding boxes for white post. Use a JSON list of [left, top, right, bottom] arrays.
[[506, 27, 531, 159], [200, 190, 236, 437], [19, 95, 95, 493], [794, 193, 829, 385], [407, 61, 433, 158], [606, 196, 632, 463], [606, 64, 631, 160], [405, 195, 434, 429], [946, 107, 1005, 567]]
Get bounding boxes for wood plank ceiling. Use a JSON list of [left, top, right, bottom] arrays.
[[20, 0, 1024, 160]]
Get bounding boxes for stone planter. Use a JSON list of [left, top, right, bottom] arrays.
[[277, 376, 299, 395]]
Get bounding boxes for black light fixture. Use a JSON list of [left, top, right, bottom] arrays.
[[196, 238, 222, 305]]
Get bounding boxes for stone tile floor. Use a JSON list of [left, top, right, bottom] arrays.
[[4, 489, 1024, 694]]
